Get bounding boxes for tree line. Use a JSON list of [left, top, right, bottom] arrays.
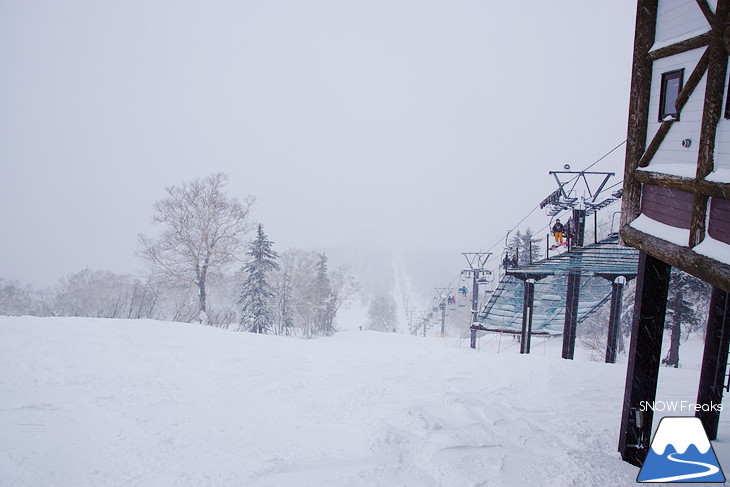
[[0, 173, 358, 336]]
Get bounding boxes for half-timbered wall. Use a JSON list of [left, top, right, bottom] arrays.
[[621, 0, 730, 290], [713, 56, 730, 174], [655, 0, 713, 44], [643, 47, 707, 177]]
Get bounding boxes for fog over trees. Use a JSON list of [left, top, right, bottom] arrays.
[[0, 174, 360, 337]]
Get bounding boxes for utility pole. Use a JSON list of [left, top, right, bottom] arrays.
[[435, 287, 451, 338], [462, 252, 492, 349], [419, 311, 430, 337]]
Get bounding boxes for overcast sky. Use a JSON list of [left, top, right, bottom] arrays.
[[0, 1, 637, 286]]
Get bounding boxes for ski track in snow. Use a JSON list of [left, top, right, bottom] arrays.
[[0, 316, 725, 486]]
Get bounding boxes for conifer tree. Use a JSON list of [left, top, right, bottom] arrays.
[[521, 227, 542, 264], [663, 269, 709, 367], [509, 228, 542, 265], [313, 253, 335, 335], [276, 270, 295, 335], [238, 225, 279, 333]]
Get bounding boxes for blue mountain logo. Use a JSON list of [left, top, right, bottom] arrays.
[[637, 417, 725, 483]]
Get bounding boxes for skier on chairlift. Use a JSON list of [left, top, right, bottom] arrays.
[[564, 218, 575, 247], [552, 219, 565, 244], [459, 286, 468, 296]]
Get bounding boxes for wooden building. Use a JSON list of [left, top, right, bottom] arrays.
[[619, 0, 730, 466]]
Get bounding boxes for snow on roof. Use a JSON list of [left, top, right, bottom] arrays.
[[649, 27, 712, 53], [705, 167, 730, 184], [629, 214, 690, 247], [638, 163, 697, 179], [693, 234, 730, 266]]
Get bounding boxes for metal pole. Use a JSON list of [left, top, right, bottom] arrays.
[[440, 300, 446, 337], [562, 273, 581, 360], [471, 270, 480, 326], [520, 279, 536, 354], [606, 276, 626, 363]]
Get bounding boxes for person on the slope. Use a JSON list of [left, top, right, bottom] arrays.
[[552, 219, 565, 244], [564, 218, 574, 247]]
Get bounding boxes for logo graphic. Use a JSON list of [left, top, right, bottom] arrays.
[[637, 417, 725, 483]]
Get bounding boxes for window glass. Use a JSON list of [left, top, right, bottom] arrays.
[[659, 69, 683, 122]]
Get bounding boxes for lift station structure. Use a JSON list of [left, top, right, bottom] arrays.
[[471, 169, 640, 363]]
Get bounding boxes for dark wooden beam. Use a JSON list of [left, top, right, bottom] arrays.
[[618, 252, 671, 466], [621, 224, 730, 293], [634, 169, 695, 192], [696, 0, 716, 25], [633, 169, 730, 199], [621, 0, 658, 230], [695, 287, 730, 440], [675, 47, 711, 111], [691, 0, 730, 246], [697, 179, 730, 199], [648, 31, 713, 60], [638, 120, 675, 167], [690, 195, 710, 246]]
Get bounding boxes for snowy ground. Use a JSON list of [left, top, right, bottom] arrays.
[[0, 316, 727, 486]]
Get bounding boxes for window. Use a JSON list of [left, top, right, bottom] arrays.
[[659, 69, 683, 122]]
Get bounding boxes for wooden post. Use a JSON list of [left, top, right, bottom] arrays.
[[618, 252, 671, 467], [696, 287, 730, 440], [691, 0, 729, 246], [606, 276, 627, 364], [470, 327, 477, 349], [520, 279, 536, 354], [621, 0, 658, 231], [562, 273, 581, 360]]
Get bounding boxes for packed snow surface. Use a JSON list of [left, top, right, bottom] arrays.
[[0, 316, 727, 486]]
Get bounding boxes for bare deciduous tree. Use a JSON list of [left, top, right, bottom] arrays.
[[137, 173, 254, 323]]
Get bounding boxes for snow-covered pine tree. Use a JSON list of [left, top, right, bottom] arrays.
[[238, 225, 279, 333], [521, 228, 542, 264], [662, 269, 710, 367], [508, 231, 523, 265], [509, 228, 542, 266], [313, 253, 336, 335], [275, 270, 295, 335]]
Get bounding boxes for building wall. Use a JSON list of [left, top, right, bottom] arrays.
[[643, 46, 707, 178], [655, 0, 712, 45], [714, 55, 730, 174], [626, 0, 730, 276]]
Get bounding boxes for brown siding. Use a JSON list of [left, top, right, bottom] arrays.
[[640, 183, 693, 229], [708, 197, 730, 245]]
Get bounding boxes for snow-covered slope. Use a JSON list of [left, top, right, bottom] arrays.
[[0, 316, 726, 486]]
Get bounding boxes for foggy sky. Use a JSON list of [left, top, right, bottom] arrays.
[[0, 0, 637, 286]]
